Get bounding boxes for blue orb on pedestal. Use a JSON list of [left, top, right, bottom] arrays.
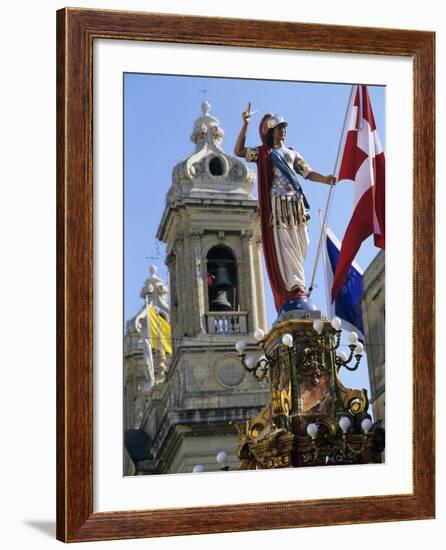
[[276, 295, 319, 322]]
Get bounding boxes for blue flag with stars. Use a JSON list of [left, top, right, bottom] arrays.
[[324, 227, 364, 339]]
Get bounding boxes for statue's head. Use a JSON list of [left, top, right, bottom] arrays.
[[259, 113, 288, 146]]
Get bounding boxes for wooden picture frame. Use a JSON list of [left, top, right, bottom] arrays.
[[56, 7, 435, 542]]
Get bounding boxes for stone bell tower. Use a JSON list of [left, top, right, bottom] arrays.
[[159, 101, 267, 343], [135, 102, 268, 474]]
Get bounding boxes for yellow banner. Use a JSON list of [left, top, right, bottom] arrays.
[[148, 305, 172, 356]]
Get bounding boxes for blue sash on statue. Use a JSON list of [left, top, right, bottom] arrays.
[[270, 148, 310, 209]]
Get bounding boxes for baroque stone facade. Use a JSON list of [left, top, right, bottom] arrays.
[[124, 102, 269, 474], [361, 250, 385, 425]]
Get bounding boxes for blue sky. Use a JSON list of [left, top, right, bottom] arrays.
[[124, 73, 385, 400]]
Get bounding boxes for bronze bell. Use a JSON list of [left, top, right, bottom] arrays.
[[210, 264, 233, 311], [214, 265, 232, 288]]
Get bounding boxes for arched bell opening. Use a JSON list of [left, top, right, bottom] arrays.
[[208, 155, 225, 176], [206, 246, 238, 312]]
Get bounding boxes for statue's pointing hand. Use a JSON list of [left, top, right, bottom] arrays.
[[242, 102, 251, 124]]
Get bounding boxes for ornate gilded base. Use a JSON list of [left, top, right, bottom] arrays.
[[236, 406, 384, 469], [236, 317, 385, 469]]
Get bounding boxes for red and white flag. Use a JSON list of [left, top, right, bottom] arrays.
[[331, 85, 385, 301]]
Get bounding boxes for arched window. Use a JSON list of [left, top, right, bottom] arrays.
[[206, 246, 238, 311]]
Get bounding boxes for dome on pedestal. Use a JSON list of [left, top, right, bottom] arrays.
[[275, 296, 322, 323]]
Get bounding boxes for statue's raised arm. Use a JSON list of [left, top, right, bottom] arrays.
[[233, 103, 252, 158]]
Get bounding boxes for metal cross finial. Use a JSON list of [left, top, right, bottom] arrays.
[[145, 242, 162, 262], [198, 82, 210, 100]]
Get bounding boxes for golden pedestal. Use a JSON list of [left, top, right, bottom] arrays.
[[236, 319, 385, 469]]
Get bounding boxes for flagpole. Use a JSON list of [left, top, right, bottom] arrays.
[[144, 294, 155, 387], [307, 84, 357, 297], [318, 208, 333, 320], [156, 306, 161, 351]]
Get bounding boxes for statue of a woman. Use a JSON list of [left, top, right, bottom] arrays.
[[234, 107, 336, 311]]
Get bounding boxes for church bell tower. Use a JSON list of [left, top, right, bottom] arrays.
[[158, 101, 267, 343], [137, 102, 268, 473]]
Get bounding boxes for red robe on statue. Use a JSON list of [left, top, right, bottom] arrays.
[[256, 114, 307, 312]]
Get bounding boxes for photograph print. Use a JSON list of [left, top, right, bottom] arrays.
[[123, 74, 385, 476]]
